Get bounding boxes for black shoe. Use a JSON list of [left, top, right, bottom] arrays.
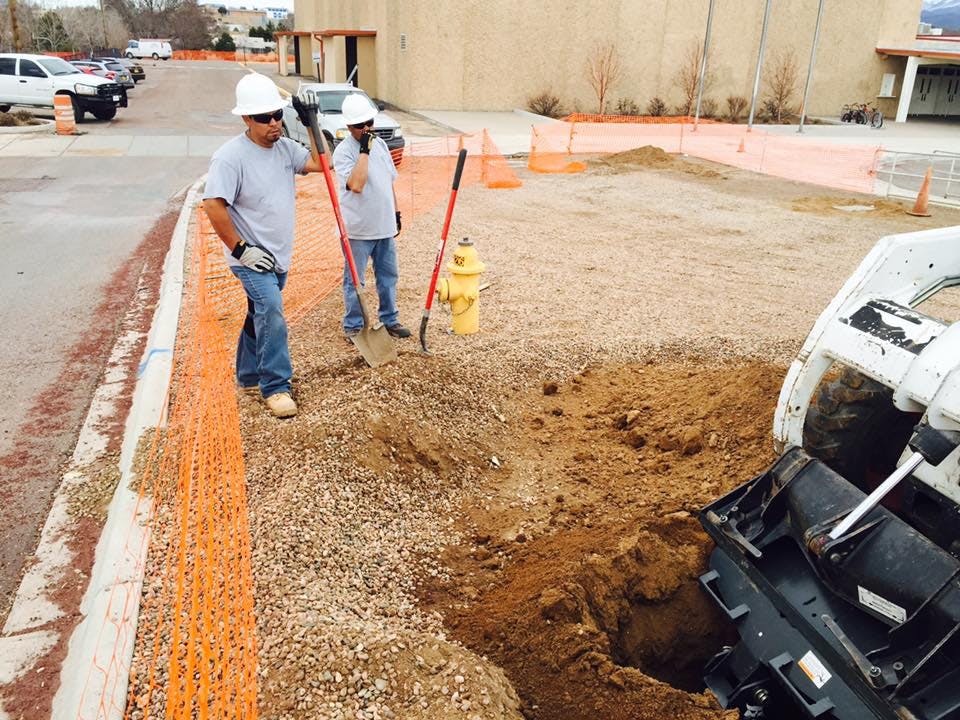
[[386, 323, 411, 338], [344, 330, 360, 344]]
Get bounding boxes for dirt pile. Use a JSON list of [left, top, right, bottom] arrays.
[[790, 196, 915, 217], [590, 145, 724, 178], [423, 360, 783, 720]]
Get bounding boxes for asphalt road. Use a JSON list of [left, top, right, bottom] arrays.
[[0, 60, 247, 612]]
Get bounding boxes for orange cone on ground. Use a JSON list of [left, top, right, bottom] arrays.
[[737, 137, 746, 153], [53, 95, 76, 136], [907, 166, 933, 217]]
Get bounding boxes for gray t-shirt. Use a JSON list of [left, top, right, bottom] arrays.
[[332, 135, 398, 240], [203, 133, 310, 273]]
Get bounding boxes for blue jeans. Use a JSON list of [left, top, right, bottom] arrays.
[[230, 267, 291, 398], [342, 237, 400, 332]]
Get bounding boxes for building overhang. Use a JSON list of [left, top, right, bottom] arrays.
[[876, 38, 960, 61], [275, 29, 376, 39]]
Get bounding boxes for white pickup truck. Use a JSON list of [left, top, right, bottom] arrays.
[[0, 53, 127, 122]]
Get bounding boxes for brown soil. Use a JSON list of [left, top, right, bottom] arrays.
[[790, 196, 915, 217], [421, 360, 782, 719], [590, 146, 724, 178]]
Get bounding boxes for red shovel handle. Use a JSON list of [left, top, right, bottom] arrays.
[[423, 148, 468, 313], [303, 104, 363, 289]]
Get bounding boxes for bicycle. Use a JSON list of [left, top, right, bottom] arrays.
[[841, 102, 883, 128]]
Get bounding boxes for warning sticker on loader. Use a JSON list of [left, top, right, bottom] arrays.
[[798, 650, 832, 689], [858, 586, 907, 624]]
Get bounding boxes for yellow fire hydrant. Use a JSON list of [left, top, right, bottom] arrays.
[[436, 237, 485, 335]]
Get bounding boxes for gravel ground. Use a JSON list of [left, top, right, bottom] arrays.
[[133, 153, 960, 719]]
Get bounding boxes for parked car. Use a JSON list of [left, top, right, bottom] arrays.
[[125, 39, 171, 60], [71, 59, 134, 89], [0, 53, 126, 122], [95, 56, 145, 83], [282, 83, 405, 165]]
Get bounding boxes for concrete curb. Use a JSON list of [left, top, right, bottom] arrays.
[[0, 119, 55, 135], [49, 176, 204, 720]]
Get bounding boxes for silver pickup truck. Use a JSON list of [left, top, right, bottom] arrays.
[[282, 83, 405, 165]]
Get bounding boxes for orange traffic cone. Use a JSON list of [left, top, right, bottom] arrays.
[[737, 137, 746, 153], [907, 166, 933, 217]]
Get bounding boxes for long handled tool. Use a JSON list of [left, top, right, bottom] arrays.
[[293, 93, 397, 368], [419, 148, 468, 353]]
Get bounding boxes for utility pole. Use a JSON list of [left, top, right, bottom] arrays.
[[8, 0, 22, 52], [798, 0, 826, 133], [747, 0, 773, 130], [694, 0, 716, 129], [99, 0, 108, 50]]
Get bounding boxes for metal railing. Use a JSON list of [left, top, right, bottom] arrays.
[[876, 150, 960, 207]]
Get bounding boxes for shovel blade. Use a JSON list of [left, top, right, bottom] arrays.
[[351, 321, 398, 367]]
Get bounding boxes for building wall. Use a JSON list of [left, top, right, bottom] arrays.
[[293, 0, 921, 118]]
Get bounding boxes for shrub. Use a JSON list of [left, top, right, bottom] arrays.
[[0, 113, 15, 127], [614, 97, 641, 115], [11, 109, 33, 123], [646, 96, 667, 116], [213, 32, 236, 52], [700, 97, 718, 119], [725, 95, 748, 123], [527, 91, 565, 119]]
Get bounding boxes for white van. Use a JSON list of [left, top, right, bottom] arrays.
[[126, 39, 172, 60]]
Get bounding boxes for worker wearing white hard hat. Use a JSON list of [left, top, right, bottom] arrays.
[[202, 73, 324, 418], [333, 93, 410, 340]]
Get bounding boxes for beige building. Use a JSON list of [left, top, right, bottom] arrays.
[[282, 0, 956, 122]]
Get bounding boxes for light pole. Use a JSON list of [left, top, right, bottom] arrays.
[[798, 0, 826, 133], [98, 0, 108, 50], [748, 0, 773, 130], [694, 0, 716, 129]]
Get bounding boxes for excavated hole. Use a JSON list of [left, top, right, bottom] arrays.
[[608, 574, 735, 692]]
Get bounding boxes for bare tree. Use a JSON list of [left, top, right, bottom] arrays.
[[763, 48, 800, 123], [585, 43, 621, 114], [169, 0, 211, 50], [107, 0, 181, 38], [674, 40, 713, 117], [61, 6, 129, 51]]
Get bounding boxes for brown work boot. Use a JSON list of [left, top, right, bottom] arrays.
[[265, 392, 297, 418]]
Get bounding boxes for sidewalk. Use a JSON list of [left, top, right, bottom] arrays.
[[765, 117, 960, 155], [0, 132, 227, 157]]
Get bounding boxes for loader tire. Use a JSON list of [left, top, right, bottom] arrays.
[[803, 367, 917, 490]]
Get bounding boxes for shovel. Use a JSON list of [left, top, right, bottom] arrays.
[[293, 93, 397, 368], [419, 148, 468, 353]]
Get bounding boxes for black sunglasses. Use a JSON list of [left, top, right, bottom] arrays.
[[350, 119, 374, 130], [250, 109, 284, 124]]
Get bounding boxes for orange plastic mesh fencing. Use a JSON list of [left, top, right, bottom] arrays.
[[170, 50, 295, 63], [69, 130, 518, 720], [564, 113, 717, 124], [528, 120, 880, 194]]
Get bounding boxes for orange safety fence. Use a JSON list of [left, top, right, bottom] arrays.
[[529, 119, 881, 195], [171, 50, 295, 63], [69, 130, 518, 720], [564, 113, 717, 124]]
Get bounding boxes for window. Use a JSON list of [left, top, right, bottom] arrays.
[[400, 33, 407, 51], [38, 57, 79, 75], [0, 58, 15, 76], [879, 73, 896, 98], [18, 60, 46, 78]]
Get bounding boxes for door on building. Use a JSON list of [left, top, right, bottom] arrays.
[[345, 36, 358, 86], [911, 66, 940, 115], [934, 66, 960, 116]]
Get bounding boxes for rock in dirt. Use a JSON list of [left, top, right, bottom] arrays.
[[543, 381, 559, 396], [538, 586, 583, 623], [680, 426, 704, 456]]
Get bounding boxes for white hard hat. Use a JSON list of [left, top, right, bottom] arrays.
[[232, 73, 289, 116], [341, 93, 377, 126]]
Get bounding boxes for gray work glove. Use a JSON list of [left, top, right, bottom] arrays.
[[231, 239, 276, 272]]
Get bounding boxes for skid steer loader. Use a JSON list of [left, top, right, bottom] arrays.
[[698, 226, 960, 719]]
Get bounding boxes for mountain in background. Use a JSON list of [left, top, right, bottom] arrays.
[[923, 0, 960, 31]]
